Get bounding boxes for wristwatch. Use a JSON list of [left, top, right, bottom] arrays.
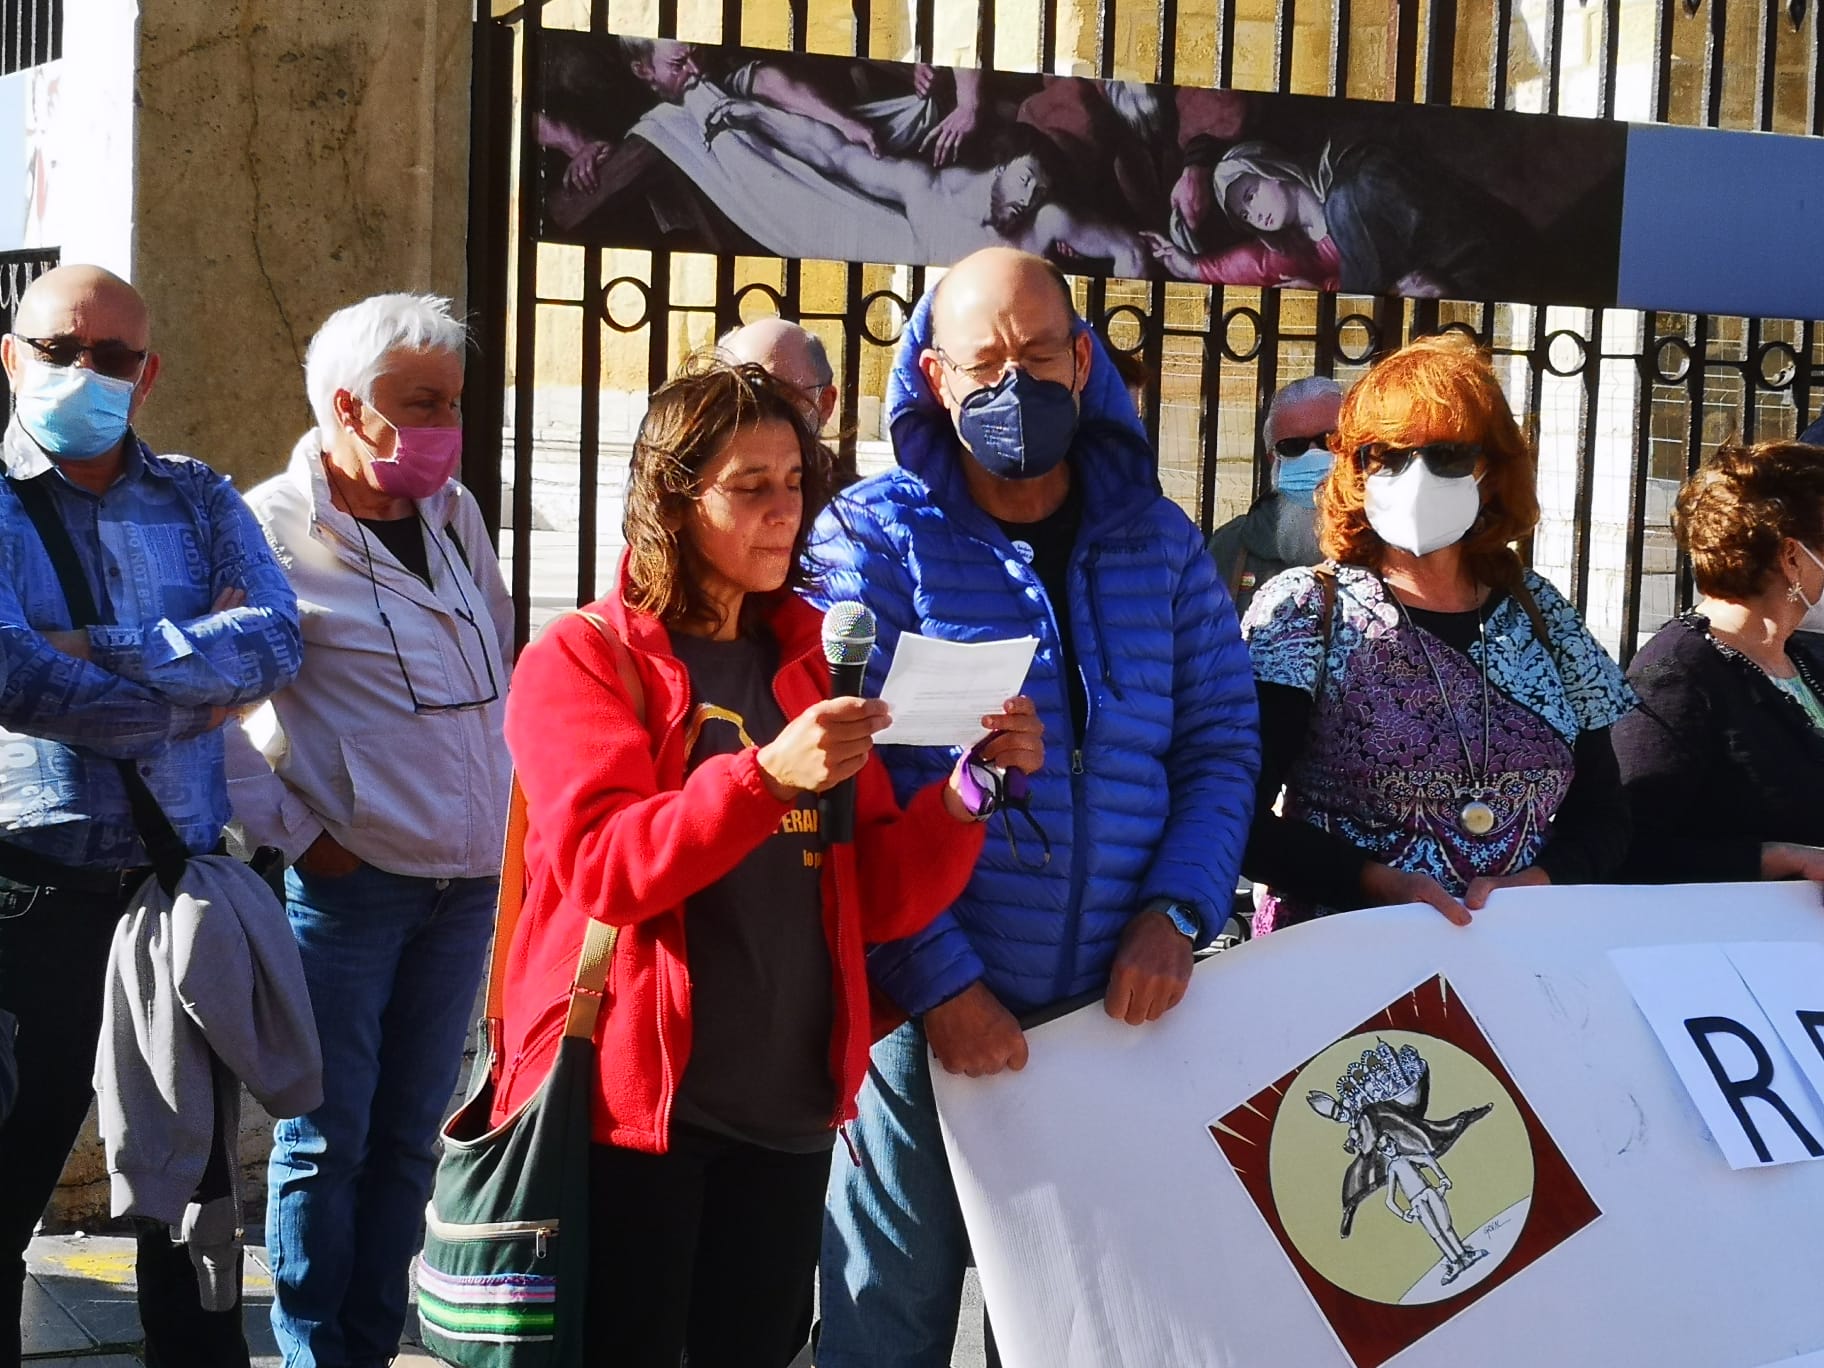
[[1149, 898, 1202, 942]]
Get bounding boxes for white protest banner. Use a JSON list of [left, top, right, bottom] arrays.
[[932, 882, 1824, 1368], [1726, 940, 1824, 1108], [1610, 942, 1824, 1169]]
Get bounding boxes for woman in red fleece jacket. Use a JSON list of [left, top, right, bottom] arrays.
[[495, 362, 1042, 1368]]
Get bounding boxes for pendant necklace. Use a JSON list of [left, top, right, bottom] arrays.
[[1392, 590, 1497, 837]]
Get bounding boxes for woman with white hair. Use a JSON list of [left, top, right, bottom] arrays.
[[227, 293, 512, 1368]]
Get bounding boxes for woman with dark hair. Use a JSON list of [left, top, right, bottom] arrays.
[[1241, 334, 1633, 931], [1615, 440, 1824, 885], [489, 361, 1042, 1368]]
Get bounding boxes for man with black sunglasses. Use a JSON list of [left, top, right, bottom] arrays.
[[1208, 374, 1344, 616], [0, 264, 304, 1368]]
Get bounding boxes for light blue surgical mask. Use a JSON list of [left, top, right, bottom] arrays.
[[14, 359, 138, 459], [1273, 447, 1334, 508]]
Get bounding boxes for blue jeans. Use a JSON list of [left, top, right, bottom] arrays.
[[267, 862, 494, 1368], [818, 1022, 972, 1368]]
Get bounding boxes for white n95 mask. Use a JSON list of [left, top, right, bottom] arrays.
[[1363, 460, 1482, 558], [1795, 543, 1824, 634]]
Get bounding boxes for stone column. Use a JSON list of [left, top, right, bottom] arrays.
[[45, 0, 472, 1231], [130, 0, 472, 486]]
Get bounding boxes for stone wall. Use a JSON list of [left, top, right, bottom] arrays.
[[48, 0, 473, 1228], [46, 999, 485, 1235], [43, 1096, 281, 1235], [129, 0, 472, 490]]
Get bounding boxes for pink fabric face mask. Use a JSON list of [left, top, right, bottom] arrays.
[[369, 421, 462, 500]]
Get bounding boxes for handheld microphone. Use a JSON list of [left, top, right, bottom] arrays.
[[820, 602, 877, 845]]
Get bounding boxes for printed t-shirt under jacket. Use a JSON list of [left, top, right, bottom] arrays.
[[666, 628, 835, 1152]]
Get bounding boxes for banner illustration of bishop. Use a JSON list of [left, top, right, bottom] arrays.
[[1209, 975, 1599, 1368]]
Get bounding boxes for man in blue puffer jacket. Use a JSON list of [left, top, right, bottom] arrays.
[[812, 247, 1259, 1366]]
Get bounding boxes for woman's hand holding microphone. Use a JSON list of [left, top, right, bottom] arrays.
[[755, 695, 1045, 821], [756, 698, 893, 801]]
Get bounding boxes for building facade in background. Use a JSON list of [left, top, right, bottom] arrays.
[[486, 0, 1824, 659]]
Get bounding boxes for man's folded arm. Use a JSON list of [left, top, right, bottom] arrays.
[[85, 470, 303, 705], [0, 620, 207, 757]]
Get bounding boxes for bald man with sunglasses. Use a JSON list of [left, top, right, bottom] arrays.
[[0, 264, 302, 1368]]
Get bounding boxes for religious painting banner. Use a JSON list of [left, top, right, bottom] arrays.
[[535, 32, 1628, 308], [1617, 124, 1824, 321], [930, 882, 1824, 1368]]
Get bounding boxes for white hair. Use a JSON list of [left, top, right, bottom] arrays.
[[304, 293, 468, 438], [1264, 374, 1345, 448]]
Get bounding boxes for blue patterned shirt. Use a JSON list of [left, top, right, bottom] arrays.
[[0, 421, 303, 869]]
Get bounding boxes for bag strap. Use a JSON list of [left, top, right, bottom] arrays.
[[1312, 561, 1339, 698], [9, 474, 189, 892], [1226, 541, 1251, 604], [484, 609, 649, 1074]]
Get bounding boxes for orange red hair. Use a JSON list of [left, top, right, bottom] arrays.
[[1318, 333, 1540, 589]]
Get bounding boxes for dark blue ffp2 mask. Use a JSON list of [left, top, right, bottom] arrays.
[[956, 368, 1079, 481]]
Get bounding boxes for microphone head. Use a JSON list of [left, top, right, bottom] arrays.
[[822, 602, 877, 667]]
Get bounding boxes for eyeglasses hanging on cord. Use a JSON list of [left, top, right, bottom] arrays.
[[351, 515, 500, 715]]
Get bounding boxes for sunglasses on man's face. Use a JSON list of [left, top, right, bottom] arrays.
[[1356, 441, 1483, 480], [1272, 432, 1333, 460], [16, 334, 149, 381]]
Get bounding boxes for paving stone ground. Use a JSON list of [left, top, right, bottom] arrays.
[[22, 1234, 438, 1367], [23, 1233, 981, 1366]]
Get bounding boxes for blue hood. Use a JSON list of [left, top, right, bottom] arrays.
[[884, 286, 1161, 523], [811, 283, 1261, 1016]]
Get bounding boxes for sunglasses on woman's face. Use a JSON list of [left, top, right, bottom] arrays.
[[1355, 441, 1483, 480], [1272, 432, 1332, 460]]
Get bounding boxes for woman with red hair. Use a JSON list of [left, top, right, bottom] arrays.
[[1240, 334, 1633, 931]]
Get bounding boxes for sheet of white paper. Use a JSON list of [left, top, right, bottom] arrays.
[[875, 634, 1038, 747], [1726, 941, 1824, 1109], [1610, 943, 1824, 1169]]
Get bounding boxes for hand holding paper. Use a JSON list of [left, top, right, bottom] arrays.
[[875, 633, 1039, 748]]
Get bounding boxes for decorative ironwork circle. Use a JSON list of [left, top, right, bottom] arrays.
[[1755, 340, 1800, 391], [1336, 313, 1380, 365], [599, 276, 652, 334], [858, 289, 912, 347], [1650, 335, 1694, 385], [731, 281, 786, 322], [1221, 306, 1263, 363], [1098, 303, 1149, 355], [1543, 329, 1589, 378]]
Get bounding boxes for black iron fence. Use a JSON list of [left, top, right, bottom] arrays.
[[0, 247, 61, 413], [1, 0, 60, 77], [466, 0, 1824, 662]]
